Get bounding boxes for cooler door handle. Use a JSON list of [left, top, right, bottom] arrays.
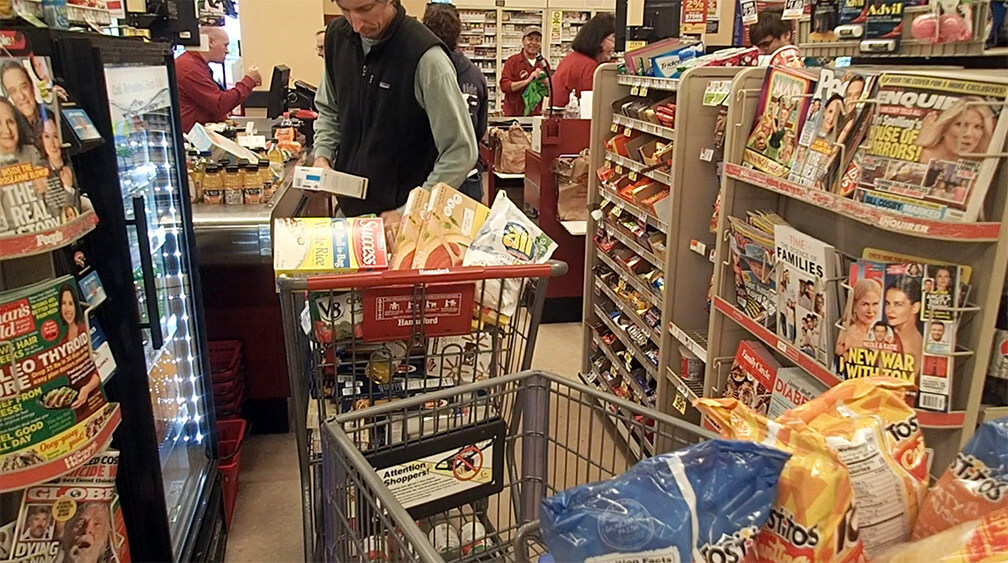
[[131, 196, 164, 351]]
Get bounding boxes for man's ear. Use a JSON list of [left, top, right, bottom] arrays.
[[784, 30, 794, 42]]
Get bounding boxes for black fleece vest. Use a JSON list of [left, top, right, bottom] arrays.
[[325, 6, 444, 216]]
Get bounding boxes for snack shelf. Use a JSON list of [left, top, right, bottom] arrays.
[[593, 305, 659, 380], [604, 152, 673, 186], [723, 163, 1002, 242], [666, 366, 703, 413], [0, 210, 99, 261], [712, 296, 967, 428], [595, 279, 662, 346], [591, 330, 655, 408], [599, 185, 668, 233], [595, 251, 663, 306], [616, 74, 680, 92], [579, 370, 651, 458], [797, 40, 989, 59], [612, 114, 676, 141], [600, 217, 665, 269], [670, 323, 707, 364]]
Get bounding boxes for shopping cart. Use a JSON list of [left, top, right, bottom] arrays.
[[320, 370, 717, 562], [277, 262, 568, 561]]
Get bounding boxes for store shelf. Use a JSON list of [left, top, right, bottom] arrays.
[[712, 296, 967, 428], [594, 305, 659, 379], [616, 74, 680, 92], [599, 185, 668, 233], [0, 210, 99, 261], [612, 114, 676, 141], [723, 163, 1002, 242], [605, 152, 673, 186], [797, 39, 989, 59], [595, 279, 662, 345], [595, 251, 663, 306], [591, 330, 655, 408], [670, 323, 707, 364], [601, 217, 664, 269], [579, 371, 648, 458]]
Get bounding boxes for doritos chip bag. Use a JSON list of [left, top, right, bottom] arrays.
[[875, 507, 1008, 563], [696, 398, 867, 563], [913, 417, 1008, 540], [778, 377, 928, 557]]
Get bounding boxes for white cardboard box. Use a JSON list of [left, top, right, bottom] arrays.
[[292, 166, 369, 199]]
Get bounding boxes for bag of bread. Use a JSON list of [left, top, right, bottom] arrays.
[[778, 377, 928, 558], [875, 507, 1008, 563], [390, 187, 431, 269], [696, 398, 866, 563], [411, 183, 489, 269], [913, 417, 1008, 540]]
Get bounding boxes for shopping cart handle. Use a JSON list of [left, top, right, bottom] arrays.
[[295, 260, 568, 291]]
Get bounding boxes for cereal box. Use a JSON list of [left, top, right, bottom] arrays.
[[390, 188, 432, 270], [273, 217, 388, 276], [411, 184, 489, 270]]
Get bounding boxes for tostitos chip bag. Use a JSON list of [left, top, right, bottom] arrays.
[[696, 398, 867, 563], [913, 417, 1008, 540], [875, 507, 1008, 562], [778, 377, 928, 558]]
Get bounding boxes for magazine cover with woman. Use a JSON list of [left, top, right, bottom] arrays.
[[0, 55, 87, 237], [842, 73, 1008, 222]]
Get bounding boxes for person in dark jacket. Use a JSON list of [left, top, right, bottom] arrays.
[[313, 0, 477, 220], [423, 2, 487, 201]]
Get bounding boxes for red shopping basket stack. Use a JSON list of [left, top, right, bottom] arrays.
[[217, 417, 247, 529], [208, 340, 247, 419]]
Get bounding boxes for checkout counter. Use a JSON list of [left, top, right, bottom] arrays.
[[191, 117, 318, 432]]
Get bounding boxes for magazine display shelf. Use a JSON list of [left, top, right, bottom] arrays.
[[0, 209, 99, 261], [796, 2, 993, 59], [707, 66, 1008, 472], [583, 63, 748, 457]]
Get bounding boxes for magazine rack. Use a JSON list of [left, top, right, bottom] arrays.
[[581, 63, 749, 457], [707, 66, 1008, 471]]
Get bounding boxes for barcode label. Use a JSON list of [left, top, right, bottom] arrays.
[[918, 393, 947, 412]]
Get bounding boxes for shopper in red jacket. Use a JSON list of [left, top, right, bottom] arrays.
[[500, 26, 546, 117], [174, 27, 262, 132], [552, 13, 616, 109]]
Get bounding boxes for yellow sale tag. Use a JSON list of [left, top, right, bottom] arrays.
[[631, 85, 640, 96], [615, 165, 623, 173], [641, 86, 649, 97], [613, 205, 623, 217], [629, 171, 638, 181], [610, 122, 619, 133], [624, 126, 633, 136], [673, 393, 687, 414], [604, 160, 612, 169]]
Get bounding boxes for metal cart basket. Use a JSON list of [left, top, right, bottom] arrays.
[[321, 370, 717, 562], [277, 262, 568, 561]]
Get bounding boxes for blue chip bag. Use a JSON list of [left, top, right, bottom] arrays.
[[912, 416, 1008, 540], [540, 439, 790, 562]]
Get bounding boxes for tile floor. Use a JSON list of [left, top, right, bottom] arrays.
[[224, 322, 584, 562]]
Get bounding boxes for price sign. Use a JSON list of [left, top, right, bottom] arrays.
[[626, 40, 647, 51], [699, 148, 715, 162], [604, 160, 612, 170], [624, 126, 633, 136], [631, 85, 640, 96], [615, 165, 623, 173], [703, 80, 731, 106], [782, 0, 804, 19], [614, 204, 624, 217], [740, 0, 758, 24], [681, 0, 708, 34], [640, 86, 649, 96], [610, 122, 619, 133], [628, 171, 638, 181], [673, 393, 687, 414]]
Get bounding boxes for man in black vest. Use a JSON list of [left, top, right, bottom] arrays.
[[313, 0, 478, 222]]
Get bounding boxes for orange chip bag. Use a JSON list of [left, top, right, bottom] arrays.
[[874, 507, 1008, 563], [778, 377, 928, 558], [696, 398, 867, 563]]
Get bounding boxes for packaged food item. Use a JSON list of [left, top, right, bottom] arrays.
[[875, 507, 1008, 563], [540, 439, 790, 562], [410, 183, 489, 269], [460, 520, 487, 555], [202, 164, 223, 204], [462, 192, 557, 318], [243, 162, 263, 204], [273, 217, 388, 276], [778, 377, 928, 557], [428, 522, 460, 555], [913, 417, 1008, 540], [390, 187, 432, 269], [223, 163, 243, 205], [697, 398, 866, 563]]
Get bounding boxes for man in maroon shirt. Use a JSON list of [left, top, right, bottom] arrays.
[[499, 26, 546, 117], [174, 27, 262, 132]]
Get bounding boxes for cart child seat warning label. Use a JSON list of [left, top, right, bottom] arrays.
[[379, 440, 492, 509], [367, 418, 505, 519]]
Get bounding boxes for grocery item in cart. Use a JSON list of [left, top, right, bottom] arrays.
[[411, 183, 489, 269], [390, 187, 432, 269], [874, 507, 1008, 563], [273, 217, 389, 276], [463, 192, 557, 318], [697, 398, 866, 563], [539, 439, 790, 563], [778, 377, 928, 557], [912, 417, 1008, 540]]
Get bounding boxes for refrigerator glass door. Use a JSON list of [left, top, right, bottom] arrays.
[[103, 64, 213, 553]]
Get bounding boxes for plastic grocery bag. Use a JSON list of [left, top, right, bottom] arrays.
[[697, 398, 867, 563], [540, 439, 790, 562], [913, 416, 1008, 540]]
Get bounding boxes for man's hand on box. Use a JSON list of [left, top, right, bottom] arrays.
[[313, 156, 332, 169], [247, 65, 263, 87], [381, 209, 402, 247]]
